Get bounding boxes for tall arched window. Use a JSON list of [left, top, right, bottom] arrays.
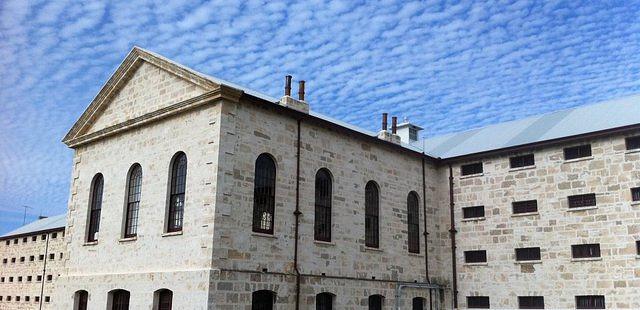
[[252, 290, 275, 310], [109, 289, 130, 310], [407, 191, 420, 254], [74, 290, 88, 310], [87, 174, 104, 242], [316, 292, 334, 310], [154, 289, 173, 310], [167, 152, 187, 232], [314, 168, 332, 242], [412, 297, 426, 310], [124, 164, 142, 238], [365, 181, 380, 248], [252, 154, 276, 234], [369, 294, 384, 310]]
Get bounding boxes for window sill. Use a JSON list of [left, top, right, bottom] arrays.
[[461, 217, 486, 222], [509, 165, 536, 172], [313, 240, 335, 246], [511, 212, 539, 217], [571, 257, 602, 262], [251, 232, 277, 239], [624, 149, 640, 154], [563, 156, 594, 164], [118, 237, 137, 243], [460, 173, 484, 179], [83, 241, 98, 246], [631, 201, 640, 206], [567, 206, 598, 212], [162, 231, 183, 238], [636, 255, 640, 260], [364, 246, 383, 253], [408, 252, 424, 257], [464, 262, 488, 266], [515, 260, 542, 264]]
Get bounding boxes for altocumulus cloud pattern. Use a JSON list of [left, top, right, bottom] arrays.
[[1, 0, 640, 234]]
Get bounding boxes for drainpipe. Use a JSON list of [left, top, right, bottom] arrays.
[[421, 156, 430, 283], [448, 164, 458, 309], [39, 233, 50, 310], [293, 119, 302, 310]]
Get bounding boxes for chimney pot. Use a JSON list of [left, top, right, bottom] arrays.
[[298, 80, 305, 101], [382, 113, 388, 131], [391, 116, 398, 134], [284, 75, 292, 96]]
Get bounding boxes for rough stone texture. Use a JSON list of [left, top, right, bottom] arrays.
[[0, 230, 65, 309]]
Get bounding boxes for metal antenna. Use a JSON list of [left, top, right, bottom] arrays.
[[21, 205, 32, 225]]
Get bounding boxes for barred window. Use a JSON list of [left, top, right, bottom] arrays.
[[512, 200, 538, 214], [467, 296, 490, 309], [576, 295, 605, 309], [365, 181, 380, 248], [572, 244, 601, 259], [632, 187, 640, 202], [75, 290, 88, 310], [464, 250, 487, 263], [316, 292, 334, 310], [124, 164, 142, 238], [167, 152, 187, 233], [252, 154, 277, 234], [568, 194, 596, 208], [463, 206, 485, 219], [510, 154, 535, 168], [407, 191, 420, 254], [314, 169, 332, 242], [412, 297, 426, 310], [564, 145, 592, 160], [156, 289, 173, 310], [626, 136, 640, 150], [368, 295, 384, 310], [252, 290, 275, 310], [109, 289, 130, 310], [515, 247, 541, 261], [461, 162, 483, 176], [87, 174, 104, 242]]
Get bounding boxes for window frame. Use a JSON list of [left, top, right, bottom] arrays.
[[407, 191, 421, 254], [108, 289, 130, 310], [571, 243, 601, 259], [563, 144, 592, 160], [568, 193, 596, 209], [252, 290, 276, 310], [512, 200, 538, 214], [467, 296, 490, 309], [462, 206, 485, 219], [625, 136, 640, 150], [154, 289, 173, 310], [515, 247, 541, 262], [510, 154, 535, 168], [74, 290, 88, 310], [166, 152, 187, 233], [464, 250, 487, 263], [123, 164, 142, 238], [252, 153, 277, 235], [461, 162, 483, 176], [314, 168, 333, 242], [86, 173, 104, 242], [631, 187, 640, 202], [575, 295, 605, 309], [368, 294, 384, 310], [365, 181, 380, 248], [315, 292, 334, 310]]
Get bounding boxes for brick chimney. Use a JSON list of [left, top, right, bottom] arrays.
[[377, 113, 401, 144], [279, 75, 309, 113]]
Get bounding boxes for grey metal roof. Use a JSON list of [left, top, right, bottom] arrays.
[[421, 94, 640, 159], [1, 214, 66, 238]]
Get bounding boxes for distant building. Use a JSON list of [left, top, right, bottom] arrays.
[[0, 215, 66, 309]]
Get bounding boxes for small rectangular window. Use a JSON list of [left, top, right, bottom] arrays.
[[461, 163, 483, 176], [25, 296, 30, 302], [49, 253, 55, 260], [464, 250, 487, 263], [36, 275, 42, 282], [576, 295, 605, 309], [4, 240, 8, 245], [513, 200, 538, 214], [568, 194, 596, 208], [463, 206, 485, 219], [510, 154, 535, 168], [564, 145, 592, 160], [2, 258, 6, 264], [41, 234, 46, 240], [626, 136, 640, 150], [46, 275, 52, 281], [19, 256, 25, 262], [572, 244, 601, 259], [9, 277, 13, 282], [11, 257, 15, 263], [44, 296, 50, 303], [6, 296, 11, 301], [632, 187, 640, 202], [27, 276, 32, 282], [31, 236, 36, 242], [22, 237, 27, 243], [35, 296, 40, 302], [18, 276, 22, 282], [636, 241, 639, 255], [13, 239, 18, 244], [52, 233, 57, 239], [1, 277, 4, 282], [515, 247, 541, 261], [29, 255, 34, 261], [38, 255, 44, 261], [16, 296, 20, 302], [467, 296, 490, 309], [0, 296, 2, 301]]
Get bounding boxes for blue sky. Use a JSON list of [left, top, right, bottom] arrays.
[[1, 0, 640, 234]]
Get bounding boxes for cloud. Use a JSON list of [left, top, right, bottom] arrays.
[[1, 0, 640, 233]]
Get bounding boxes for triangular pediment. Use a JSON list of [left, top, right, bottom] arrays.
[[63, 47, 222, 146]]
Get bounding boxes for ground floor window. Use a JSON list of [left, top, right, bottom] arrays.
[[109, 289, 130, 310], [252, 290, 275, 310], [316, 292, 334, 310], [369, 294, 384, 310], [413, 297, 426, 310], [74, 290, 88, 310], [155, 289, 173, 310]]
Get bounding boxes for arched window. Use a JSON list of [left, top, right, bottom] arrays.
[[413, 297, 426, 310], [252, 290, 275, 310], [252, 154, 276, 234], [316, 292, 334, 310], [87, 174, 104, 242], [407, 191, 420, 254], [365, 181, 380, 248], [124, 164, 142, 238], [314, 168, 332, 242], [108, 289, 130, 310], [167, 152, 187, 232], [369, 294, 384, 310], [74, 290, 88, 310], [154, 289, 173, 310]]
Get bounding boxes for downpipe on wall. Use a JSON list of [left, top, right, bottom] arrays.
[[294, 119, 302, 310], [448, 164, 458, 309]]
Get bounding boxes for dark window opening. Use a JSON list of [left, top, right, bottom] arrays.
[[515, 247, 541, 261], [252, 290, 275, 310], [22, 237, 27, 243], [467, 296, 490, 309], [87, 174, 104, 242], [407, 192, 420, 254], [512, 200, 538, 214], [632, 187, 640, 202], [316, 292, 334, 310], [461, 162, 483, 176], [368, 295, 384, 310], [110, 290, 130, 310], [636, 241, 640, 255], [252, 154, 276, 234], [464, 250, 487, 263], [576, 295, 605, 309], [568, 194, 596, 208], [167, 153, 187, 232], [157, 289, 173, 310], [75, 290, 88, 310], [125, 164, 142, 238], [463, 206, 485, 219], [314, 169, 332, 242], [365, 181, 380, 248], [412, 297, 426, 310], [510, 154, 535, 168], [572, 244, 601, 259], [564, 145, 592, 160], [626, 136, 640, 150], [51, 232, 57, 239], [45, 296, 50, 302]]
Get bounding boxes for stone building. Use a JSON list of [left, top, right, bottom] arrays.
[[44, 46, 640, 309], [0, 215, 66, 309]]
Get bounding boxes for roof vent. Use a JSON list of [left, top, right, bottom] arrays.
[[396, 117, 423, 144]]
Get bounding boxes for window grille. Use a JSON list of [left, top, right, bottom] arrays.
[[576, 295, 605, 309], [632, 187, 640, 202], [564, 145, 592, 160], [111, 290, 130, 310], [464, 250, 487, 263], [513, 200, 538, 214], [124, 164, 142, 238], [368, 295, 384, 310], [463, 206, 485, 219], [510, 154, 535, 168], [568, 194, 596, 208], [365, 181, 380, 248], [252, 154, 276, 234], [571, 244, 601, 258], [407, 192, 420, 253], [467, 296, 490, 309], [314, 169, 332, 242], [252, 290, 275, 310], [158, 289, 173, 310], [316, 292, 333, 310], [412, 297, 426, 310], [515, 247, 541, 261], [461, 162, 483, 176], [626, 136, 640, 150], [168, 153, 187, 232], [87, 174, 104, 242]]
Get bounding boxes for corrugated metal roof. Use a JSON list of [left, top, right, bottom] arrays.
[[421, 95, 640, 159], [1, 214, 66, 238]]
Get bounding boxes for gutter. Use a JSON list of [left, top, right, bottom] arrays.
[[448, 164, 458, 309], [293, 119, 302, 310]]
